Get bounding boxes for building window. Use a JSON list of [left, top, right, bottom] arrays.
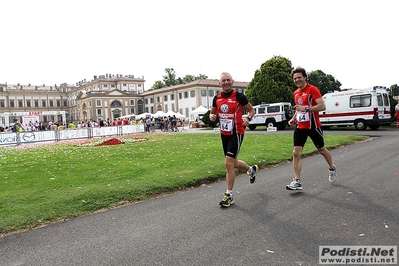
[[164, 104, 168, 112], [130, 99, 135, 105], [208, 90, 214, 96], [179, 92, 182, 99], [156, 97, 160, 103], [190, 90, 195, 97], [110, 100, 122, 107], [111, 85, 115, 88], [18, 100, 23, 107], [150, 98, 154, 104], [63, 100, 67, 106], [164, 95, 168, 101], [201, 90, 206, 96], [96, 100, 101, 106], [184, 91, 189, 98], [130, 107, 135, 114], [145, 99, 148, 104], [42, 100, 46, 107], [97, 109, 102, 115], [49, 100, 54, 107], [57, 100, 61, 107], [103, 84, 108, 87], [26, 100, 31, 107], [34, 100, 39, 107], [9, 100, 14, 107], [0, 100, 4, 108]]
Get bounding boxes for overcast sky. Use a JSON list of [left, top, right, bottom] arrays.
[[1, 0, 397, 90]]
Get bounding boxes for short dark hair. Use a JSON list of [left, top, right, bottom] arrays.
[[291, 67, 307, 79]]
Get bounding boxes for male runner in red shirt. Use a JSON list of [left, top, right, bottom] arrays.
[[287, 67, 337, 190]]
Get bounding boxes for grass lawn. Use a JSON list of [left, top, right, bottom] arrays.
[[0, 133, 367, 236]]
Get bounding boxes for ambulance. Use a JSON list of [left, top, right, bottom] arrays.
[[319, 86, 392, 130]]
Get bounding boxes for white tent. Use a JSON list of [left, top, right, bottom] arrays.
[[189, 105, 209, 121], [119, 114, 135, 119], [174, 112, 185, 119], [190, 105, 209, 115], [136, 112, 153, 120], [153, 111, 166, 118], [165, 110, 176, 117]]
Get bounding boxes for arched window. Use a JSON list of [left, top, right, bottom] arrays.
[[111, 100, 122, 107]]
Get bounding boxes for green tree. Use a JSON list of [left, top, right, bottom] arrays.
[[307, 70, 342, 95], [196, 74, 208, 80], [151, 80, 165, 90], [246, 56, 294, 106], [163, 68, 177, 87], [391, 84, 399, 97], [182, 75, 196, 83]]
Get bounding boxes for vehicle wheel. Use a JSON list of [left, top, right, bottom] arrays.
[[278, 124, 286, 130], [369, 125, 380, 130], [248, 125, 257, 130], [266, 120, 277, 128], [354, 120, 367, 130]]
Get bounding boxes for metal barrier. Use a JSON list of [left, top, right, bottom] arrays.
[[0, 125, 145, 147]]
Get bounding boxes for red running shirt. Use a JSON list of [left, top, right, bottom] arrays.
[[293, 84, 323, 129], [215, 90, 245, 135]]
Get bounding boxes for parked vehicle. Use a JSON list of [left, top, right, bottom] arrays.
[[319, 86, 392, 130], [245, 102, 293, 130]]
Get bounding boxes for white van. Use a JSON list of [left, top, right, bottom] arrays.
[[320, 86, 392, 130], [245, 102, 293, 130]]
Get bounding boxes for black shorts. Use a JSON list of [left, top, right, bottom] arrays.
[[293, 127, 325, 148], [221, 133, 244, 159]]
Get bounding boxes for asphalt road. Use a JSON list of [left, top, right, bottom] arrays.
[[1, 128, 398, 266]]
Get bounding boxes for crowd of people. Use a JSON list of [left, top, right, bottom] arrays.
[[0, 116, 186, 133]]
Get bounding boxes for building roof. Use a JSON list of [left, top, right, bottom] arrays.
[[141, 79, 248, 96]]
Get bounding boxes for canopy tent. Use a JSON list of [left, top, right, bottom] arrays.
[[118, 114, 135, 119], [189, 105, 209, 115], [174, 112, 185, 119], [189, 105, 209, 121], [153, 111, 166, 118], [136, 112, 153, 120], [165, 110, 176, 117]]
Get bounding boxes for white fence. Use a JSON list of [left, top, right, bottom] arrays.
[[0, 125, 145, 147]]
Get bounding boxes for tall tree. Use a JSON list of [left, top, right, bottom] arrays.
[[307, 70, 342, 95], [391, 84, 399, 97], [151, 80, 165, 90], [162, 68, 177, 87], [196, 74, 208, 80], [182, 74, 196, 83], [246, 56, 294, 106]]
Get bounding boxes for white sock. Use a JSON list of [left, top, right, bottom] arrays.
[[226, 190, 233, 196], [248, 166, 253, 173]]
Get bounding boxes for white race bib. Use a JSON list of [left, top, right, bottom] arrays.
[[296, 111, 310, 122], [220, 119, 233, 132]]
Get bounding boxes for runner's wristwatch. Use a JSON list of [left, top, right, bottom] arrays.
[[247, 116, 252, 121], [305, 106, 310, 112]]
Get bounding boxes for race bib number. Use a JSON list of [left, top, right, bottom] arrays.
[[296, 112, 310, 122], [220, 119, 233, 132]]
